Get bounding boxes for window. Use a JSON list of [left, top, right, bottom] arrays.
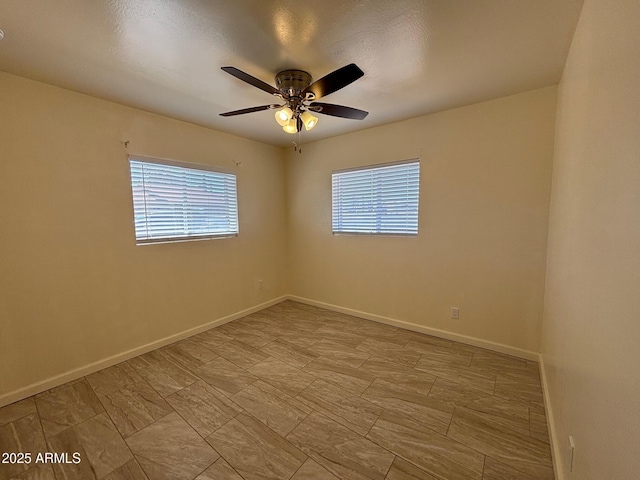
[[332, 159, 420, 235], [129, 157, 238, 244]]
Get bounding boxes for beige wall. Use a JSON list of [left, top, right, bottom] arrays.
[[541, 0, 640, 478], [286, 87, 557, 352], [0, 65, 565, 404], [0, 72, 287, 400]]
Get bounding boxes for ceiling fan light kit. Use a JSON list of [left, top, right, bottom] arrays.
[[220, 63, 368, 135]]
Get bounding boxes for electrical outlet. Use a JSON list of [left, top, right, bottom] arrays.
[[257, 279, 264, 290], [450, 307, 459, 319], [569, 435, 575, 472]]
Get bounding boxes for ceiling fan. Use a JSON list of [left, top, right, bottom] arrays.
[[219, 63, 368, 134]]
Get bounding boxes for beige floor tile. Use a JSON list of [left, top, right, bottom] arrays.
[[195, 458, 243, 480], [192, 329, 234, 351], [86, 363, 143, 397], [319, 316, 368, 333], [128, 351, 199, 398], [529, 404, 546, 417], [470, 350, 529, 371], [367, 412, 484, 480], [497, 367, 542, 386], [448, 343, 497, 355], [407, 343, 473, 367], [245, 316, 314, 337], [526, 360, 541, 376], [362, 378, 453, 435], [34, 378, 85, 397], [206, 413, 306, 480], [414, 360, 496, 394], [482, 456, 548, 480], [287, 412, 394, 480], [447, 406, 553, 479], [0, 398, 36, 427], [126, 413, 218, 480], [297, 379, 382, 436], [248, 357, 315, 396], [229, 318, 276, 337], [291, 458, 340, 480], [0, 413, 47, 479], [314, 326, 366, 348], [427, 378, 490, 406], [239, 310, 274, 322], [102, 460, 149, 480], [358, 357, 436, 396], [303, 357, 375, 395], [319, 310, 370, 329], [278, 305, 319, 321], [36, 379, 104, 437], [213, 339, 268, 369], [307, 339, 370, 368], [494, 373, 544, 409], [275, 321, 321, 337], [285, 300, 326, 315], [48, 412, 133, 479], [100, 380, 172, 438], [400, 330, 455, 349], [288, 322, 325, 336], [160, 339, 218, 371], [3, 301, 555, 480], [231, 380, 310, 437], [354, 326, 406, 347], [166, 381, 243, 437], [8, 464, 57, 480], [221, 325, 277, 348], [215, 321, 244, 334], [385, 457, 439, 480], [193, 357, 258, 396], [356, 338, 422, 367], [275, 332, 321, 348], [529, 410, 550, 444], [260, 339, 319, 368], [462, 395, 531, 436]]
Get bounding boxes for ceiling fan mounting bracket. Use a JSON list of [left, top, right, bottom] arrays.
[[275, 69, 313, 97]]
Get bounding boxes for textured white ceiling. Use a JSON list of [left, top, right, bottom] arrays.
[[0, 0, 583, 146]]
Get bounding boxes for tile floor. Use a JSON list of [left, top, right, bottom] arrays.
[[0, 300, 553, 480]]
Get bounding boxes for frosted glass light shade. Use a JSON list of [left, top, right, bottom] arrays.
[[283, 118, 298, 134], [301, 110, 318, 130], [275, 107, 293, 126]]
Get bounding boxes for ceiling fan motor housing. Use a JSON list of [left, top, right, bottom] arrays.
[[275, 70, 313, 97]]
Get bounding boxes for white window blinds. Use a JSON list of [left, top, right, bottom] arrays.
[[129, 157, 238, 244], [332, 160, 420, 235]]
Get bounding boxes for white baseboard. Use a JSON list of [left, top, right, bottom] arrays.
[[0, 296, 288, 408], [539, 354, 563, 480], [287, 295, 540, 361]]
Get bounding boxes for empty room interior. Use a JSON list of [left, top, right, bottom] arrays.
[[0, 1, 638, 480]]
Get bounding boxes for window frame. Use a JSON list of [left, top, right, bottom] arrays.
[[331, 158, 420, 236], [128, 155, 239, 246]]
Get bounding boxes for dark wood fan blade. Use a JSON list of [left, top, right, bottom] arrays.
[[221, 66, 280, 96], [304, 64, 364, 99], [309, 102, 369, 120], [219, 104, 281, 117]]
